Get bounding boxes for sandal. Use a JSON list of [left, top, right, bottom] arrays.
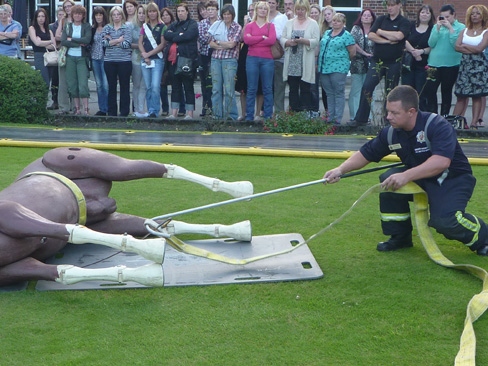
[[83, 108, 89, 116], [477, 119, 485, 128], [470, 124, 478, 130], [74, 107, 81, 115]]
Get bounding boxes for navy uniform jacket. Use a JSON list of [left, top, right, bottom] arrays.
[[360, 112, 472, 182]]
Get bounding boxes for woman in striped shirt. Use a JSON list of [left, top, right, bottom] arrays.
[[102, 6, 132, 117]]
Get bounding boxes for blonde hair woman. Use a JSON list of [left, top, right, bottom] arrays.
[[102, 6, 133, 116], [55, 0, 75, 114], [280, 0, 319, 115], [243, 1, 276, 121], [320, 5, 335, 37], [139, 2, 166, 118]]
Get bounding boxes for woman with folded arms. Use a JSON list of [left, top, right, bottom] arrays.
[[102, 6, 132, 117]]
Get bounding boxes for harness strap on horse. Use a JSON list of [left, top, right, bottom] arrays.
[[19, 172, 87, 225]]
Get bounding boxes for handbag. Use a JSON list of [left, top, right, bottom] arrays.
[[271, 40, 284, 59], [175, 55, 193, 75], [58, 23, 70, 67], [43, 46, 59, 66], [58, 46, 67, 67], [0, 23, 13, 45], [267, 24, 284, 60]]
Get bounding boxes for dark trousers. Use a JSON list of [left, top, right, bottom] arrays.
[[354, 59, 401, 124], [419, 66, 459, 116], [169, 63, 195, 110], [199, 54, 212, 114], [287, 76, 312, 112], [104, 61, 132, 116], [161, 84, 185, 113], [49, 65, 59, 103], [379, 167, 487, 251]]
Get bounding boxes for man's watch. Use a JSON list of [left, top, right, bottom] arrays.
[[217, 40, 221, 46]]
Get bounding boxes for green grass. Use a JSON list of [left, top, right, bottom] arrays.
[[1, 147, 488, 365]]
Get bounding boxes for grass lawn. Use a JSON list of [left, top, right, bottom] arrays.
[[1, 146, 488, 365]]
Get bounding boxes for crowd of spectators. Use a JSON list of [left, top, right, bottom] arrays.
[[3, 1, 488, 126]]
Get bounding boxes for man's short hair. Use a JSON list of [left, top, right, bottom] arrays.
[[387, 86, 419, 111], [440, 4, 455, 14]]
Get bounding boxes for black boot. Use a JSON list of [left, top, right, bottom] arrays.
[[377, 234, 413, 252], [476, 245, 488, 256]]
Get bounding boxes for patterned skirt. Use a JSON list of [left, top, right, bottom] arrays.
[[454, 53, 488, 97]]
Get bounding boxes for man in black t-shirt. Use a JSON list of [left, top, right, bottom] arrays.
[[326, 86, 488, 256], [349, 0, 411, 126]]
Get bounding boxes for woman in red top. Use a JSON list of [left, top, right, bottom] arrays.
[[243, 1, 276, 121]]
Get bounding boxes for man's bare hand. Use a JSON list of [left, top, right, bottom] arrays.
[[381, 172, 409, 191], [323, 168, 343, 184]]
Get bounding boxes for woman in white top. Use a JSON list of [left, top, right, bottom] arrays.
[[55, 0, 75, 114], [453, 5, 488, 128], [280, 0, 319, 114]]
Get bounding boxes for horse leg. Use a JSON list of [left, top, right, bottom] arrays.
[[65, 224, 166, 264], [42, 147, 253, 197], [146, 219, 252, 241], [0, 201, 71, 267], [0, 257, 163, 288], [164, 164, 253, 198], [56, 263, 163, 287], [0, 257, 58, 286]]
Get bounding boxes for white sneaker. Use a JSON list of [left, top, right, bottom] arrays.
[[166, 115, 176, 120], [184, 115, 192, 120], [134, 112, 149, 118]]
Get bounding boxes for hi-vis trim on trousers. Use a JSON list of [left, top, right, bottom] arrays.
[[380, 212, 411, 222], [456, 210, 481, 247]]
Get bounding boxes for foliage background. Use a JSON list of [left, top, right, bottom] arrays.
[[0, 57, 49, 125]]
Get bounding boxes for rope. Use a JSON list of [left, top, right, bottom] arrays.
[[160, 182, 487, 364]]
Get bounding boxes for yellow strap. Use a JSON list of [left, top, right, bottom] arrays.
[[396, 183, 488, 366], [167, 182, 487, 365], [20, 172, 87, 225]]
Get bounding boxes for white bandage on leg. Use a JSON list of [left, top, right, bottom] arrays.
[[56, 263, 163, 287], [164, 165, 253, 198], [165, 220, 252, 242], [65, 224, 166, 263]]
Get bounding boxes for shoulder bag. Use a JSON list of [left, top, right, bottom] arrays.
[[268, 23, 284, 60], [0, 24, 14, 45], [175, 53, 193, 75]]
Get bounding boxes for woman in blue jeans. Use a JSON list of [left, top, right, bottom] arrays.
[[243, 1, 276, 121], [208, 4, 241, 120], [318, 13, 355, 124], [139, 2, 166, 118], [90, 7, 109, 116]]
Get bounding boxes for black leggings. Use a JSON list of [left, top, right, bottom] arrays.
[[420, 65, 459, 116]]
